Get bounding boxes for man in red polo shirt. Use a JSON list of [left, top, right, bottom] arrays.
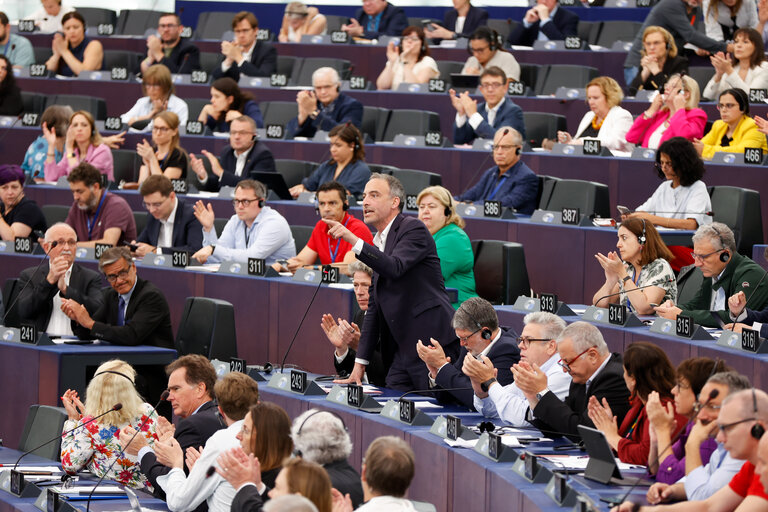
[[286, 180, 372, 271]]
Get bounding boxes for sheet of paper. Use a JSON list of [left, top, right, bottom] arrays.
[[50, 485, 125, 495], [0, 466, 61, 473]]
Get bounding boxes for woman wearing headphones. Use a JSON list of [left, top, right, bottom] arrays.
[[417, 186, 477, 308], [592, 217, 677, 315], [694, 88, 768, 159], [626, 137, 712, 230], [376, 26, 440, 90], [289, 124, 371, 198], [703, 29, 768, 99], [462, 27, 520, 82], [121, 64, 189, 133], [628, 26, 689, 96]]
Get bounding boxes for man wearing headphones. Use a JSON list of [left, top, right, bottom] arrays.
[[452, 66, 526, 145], [462, 27, 520, 81], [456, 126, 538, 214], [612, 388, 768, 512], [655, 222, 768, 327], [190, 116, 276, 192], [284, 180, 373, 271], [416, 297, 520, 408], [507, 0, 579, 47], [286, 67, 363, 139], [191, 179, 295, 265]]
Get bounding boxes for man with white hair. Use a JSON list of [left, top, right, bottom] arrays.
[[524, 321, 631, 440], [286, 67, 363, 139], [292, 409, 363, 507], [15, 222, 102, 334]]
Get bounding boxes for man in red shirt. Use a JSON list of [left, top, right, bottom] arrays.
[[613, 388, 768, 512], [285, 180, 372, 271]]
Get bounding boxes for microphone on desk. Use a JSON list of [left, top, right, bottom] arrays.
[[0, 114, 25, 149], [2, 241, 58, 327], [85, 390, 169, 512], [727, 269, 768, 331], [592, 277, 675, 307], [279, 267, 329, 373], [12, 403, 122, 471], [608, 388, 720, 509]]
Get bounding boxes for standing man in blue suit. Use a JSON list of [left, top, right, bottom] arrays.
[[324, 174, 458, 391], [452, 66, 526, 145], [133, 175, 203, 257], [342, 0, 408, 39], [457, 127, 539, 214], [508, 0, 579, 47], [286, 67, 363, 139]]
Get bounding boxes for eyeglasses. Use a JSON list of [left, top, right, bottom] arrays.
[[232, 198, 259, 207], [695, 401, 722, 412], [402, 36, 421, 42], [492, 144, 518, 152], [105, 268, 131, 283], [469, 45, 490, 54], [691, 249, 724, 261], [458, 327, 482, 342], [558, 346, 595, 373], [480, 82, 504, 90], [152, 126, 171, 133], [516, 336, 549, 349], [716, 102, 739, 110], [158, 23, 179, 29], [143, 198, 169, 210], [716, 417, 756, 435], [51, 239, 77, 247]]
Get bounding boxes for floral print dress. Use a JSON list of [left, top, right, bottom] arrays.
[[60, 403, 159, 490]]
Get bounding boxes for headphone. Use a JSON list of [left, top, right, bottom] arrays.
[[467, 27, 501, 55], [294, 409, 349, 456], [468, 312, 492, 340], [710, 224, 731, 263], [94, 370, 137, 388], [347, 122, 360, 151], [444, 195, 452, 218], [752, 388, 765, 439], [724, 88, 749, 115], [515, 146, 522, 155], [638, 218, 647, 246], [257, 198, 265, 208], [315, 187, 349, 214]]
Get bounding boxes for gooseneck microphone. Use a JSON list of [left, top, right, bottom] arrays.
[[635, 210, 714, 217], [2, 241, 59, 327], [728, 270, 768, 331], [592, 277, 675, 307], [279, 267, 329, 373], [13, 403, 122, 470], [85, 390, 169, 512]]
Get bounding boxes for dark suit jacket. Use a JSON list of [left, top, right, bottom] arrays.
[[508, 6, 579, 46], [16, 263, 103, 333], [197, 142, 277, 192], [325, 459, 364, 508], [354, 3, 408, 39], [141, 400, 223, 503], [136, 199, 203, 254], [286, 93, 363, 139], [443, 5, 489, 39], [157, 38, 201, 74], [334, 310, 388, 387], [72, 277, 174, 348], [531, 353, 631, 441], [434, 327, 520, 409], [457, 160, 539, 215], [357, 215, 458, 390], [231, 484, 264, 512], [211, 41, 277, 81], [453, 98, 526, 145]]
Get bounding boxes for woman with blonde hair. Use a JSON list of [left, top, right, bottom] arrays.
[[137, 111, 188, 184], [628, 26, 688, 96], [417, 185, 476, 308], [556, 76, 634, 153], [278, 2, 327, 42], [60, 360, 159, 489], [625, 74, 706, 149], [43, 110, 114, 181], [121, 64, 189, 132]]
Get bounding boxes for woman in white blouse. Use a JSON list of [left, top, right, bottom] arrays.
[[703, 0, 758, 41], [556, 76, 634, 154], [703, 28, 768, 100], [376, 26, 440, 90], [26, 0, 74, 34], [627, 136, 712, 230], [121, 64, 189, 133]]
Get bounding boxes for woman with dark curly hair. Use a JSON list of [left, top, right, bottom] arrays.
[[0, 55, 22, 116], [587, 341, 688, 465], [198, 77, 264, 133], [625, 137, 712, 230]]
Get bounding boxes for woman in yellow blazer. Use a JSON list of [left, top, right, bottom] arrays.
[[694, 88, 768, 159]]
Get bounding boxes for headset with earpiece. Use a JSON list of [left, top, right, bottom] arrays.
[[467, 27, 501, 55], [638, 218, 647, 246], [752, 388, 765, 439], [468, 312, 492, 340], [94, 370, 138, 389], [515, 146, 521, 155], [294, 409, 349, 456], [444, 195, 452, 218], [711, 224, 731, 263]]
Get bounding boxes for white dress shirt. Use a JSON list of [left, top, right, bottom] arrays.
[[157, 197, 179, 251], [221, 41, 256, 72], [455, 97, 506, 131], [46, 266, 74, 336], [356, 496, 417, 511], [234, 145, 253, 178]]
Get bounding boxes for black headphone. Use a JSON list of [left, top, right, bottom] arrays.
[[724, 88, 749, 115], [315, 188, 349, 214], [444, 195, 452, 218], [478, 421, 495, 433], [294, 409, 349, 456], [94, 370, 137, 389], [711, 224, 731, 263], [638, 218, 647, 246], [515, 146, 522, 155], [258, 198, 265, 208], [468, 312, 492, 340], [467, 27, 501, 55], [752, 388, 765, 439]]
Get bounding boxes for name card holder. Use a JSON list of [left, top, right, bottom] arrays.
[[649, 317, 713, 341], [1, 469, 42, 498], [511, 451, 553, 484], [379, 399, 434, 427], [581, 305, 645, 328], [545, 473, 578, 507], [218, 261, 279, 277], [717, 329, 768, 354], [473, 432, 518, 463], [511, 295, 576, 316], [530, 209, 593, 227], [429, 415, 478, 441], [267, 371, 325, 396], [326, 384, 383, 412]]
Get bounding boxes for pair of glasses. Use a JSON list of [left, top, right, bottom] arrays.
[[152, 126, 171, 133], [232, 198, 259, 207], [557, 346, 595, 373], [516, 337, 549, 349], [717, 417, 756, 435], [480, 82, 504, 90], [691, 249, 724, 261], [458, 327, 482, 342], [105, 269, 131, 283]]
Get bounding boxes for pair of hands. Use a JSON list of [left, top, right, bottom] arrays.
[[221, 40, 244, 64], [60, 298, 94, 329], [192, 199, 216, 263], [190, 150, 225, 182], [448, 89, 478, 117], [297, 90, 320, 119], [594, 251, 627, 283], [199, 104, 241, 123], [51, 33, 70, 57], [322, 314, 361, 355], [640, 55, 662, 76], [524, 4, 551, 24], [710, 51, 734, 77], [340, 18, 364, 37], [47, 255, 71, 293], [42, 121, 77, 156]]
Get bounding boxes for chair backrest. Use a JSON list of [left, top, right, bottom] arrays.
[[290, 58, 352, 86], [2, 278, 20, 327], [199, 52, 221, 75], [101, 50, 142, 74], [21, 91, 47, 115], [175, 297, 238, 360], [50, 94, 107, 121], [42, 204, 70, 227], [291, 225, 315, 255], [486, 18, 514, 41], [676, 263, 705, 306], [325, 15, 348, 32], [195, 11, 236, 40], [544, 178, 610, 218], [578, 21, 601, 45], [361, 106, 390, 142], [133, 211, 149, 238], [518, 63, 541, 89], [112, 149, 141, 184], [382, 109, 440, 141], [536, 65, 599, 96], [76, 7, 117, 28], [275, 159, 317, 188], [709, 186, 764, 255], [368, 164, 399, 175], [436, 60, 465, 86], [595, 21, 642, 47], [33, 46, 52, 65], [214, 217, 229, 235], [522, 112, 567, 146], [536, 175, 560, 210], [116, 9, 163, 36], [277, 55, 298, 79], [689, 67, 717, 99], [391, 169, 442, 196], [262, 101, 299, 128], [472, 240, 531, 305], [18, 405, 68, 460], [185, 98, 210, 122]]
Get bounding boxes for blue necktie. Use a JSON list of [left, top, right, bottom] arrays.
[[117, 296, 126, 326]]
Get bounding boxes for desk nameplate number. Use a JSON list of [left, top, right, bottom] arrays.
[[290, 370, 307, 393], [171, 250, 189, 268], [347, 384, 362, 408], [14, 236, 32, 254], [94, 243, 112, 260], [742, 328, 759, 352], [488, 432, 502, 460], [608, 303, 627, 326], [20, 323, 36, 344], [446, 415, 461, 441], [399, 398, 415, 424], [322, 265, 339, 284], [540, 293, 557, 313], [676, 315, 693, 338], [248, 258, 267, 276], [561, 207, 580, 225], [483, 200, 502, 218], [744, 147, 763, 165]]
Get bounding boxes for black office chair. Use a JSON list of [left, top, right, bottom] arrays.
[[112, 149, 141, 184], [709, 186, 764, 255], [594, 21, 642, 47], [676, 264, 705, 306], [291, 225, 315, 255], [32, 46, 52, 65], [391, 169, 442, 196], [535, 65, 599, 96], [175, 297, 238, 360], [542, 179, 611, 218], [518, 63, 541, 90], [290, 57, 352, 86], [276, 56, 298, 81], [185, 98, 210, 123], [42, 205, 70, 227], [577, 21, 601, 45], [214, 218, 228, 235], [199, 52, 221, 75], [194, 11, 236, 40], [2, 278, 20, 327], [21, 91, 47, 115], [101, 50, 142, 74], [368, 164, 399, 175], [77, 7, 117, 29], [472, 240, 531, 305], [522, 112, 567, 147], [689, 67, 717, 100], [49, 94, 107, 121], [275, 159, 317, 188], [115, 9, 163, 36], [382, 109, 440, 142], [536, 175, 560, 210], [133, 211, 148, 238], [18, 405, 68, 461], [262, 101, 299, 130], [435, 61, 465, 87], [361, 106, 390, 143]]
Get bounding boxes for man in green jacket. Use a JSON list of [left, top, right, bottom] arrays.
[[655, 222, 768, 327]]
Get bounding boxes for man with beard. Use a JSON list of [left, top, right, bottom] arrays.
[[140, 13, 200, 74]]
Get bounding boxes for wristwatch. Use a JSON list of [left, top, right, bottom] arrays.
[[309, 109, 320, 120], [536, 390, 547, 401], [622, 275, 632, 283], [480, 377, 497, 393]]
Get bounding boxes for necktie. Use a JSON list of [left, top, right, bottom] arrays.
[[117, 296, 126, 326]]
